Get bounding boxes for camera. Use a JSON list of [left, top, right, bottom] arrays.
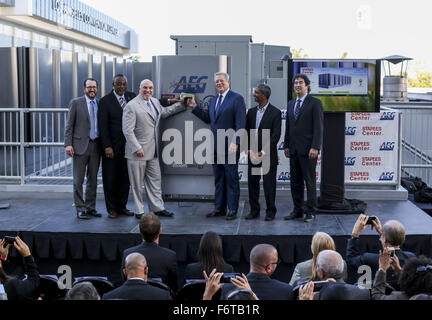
[[3, 236, 15, 246], [221, 273, 242, 283], [365, 216, 376, 225]]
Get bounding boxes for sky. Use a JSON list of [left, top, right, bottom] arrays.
[[81, 0, 432, 76]]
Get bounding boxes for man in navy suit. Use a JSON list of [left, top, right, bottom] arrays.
[[189, 72, 246, 220], [284, 74, 323, 222]]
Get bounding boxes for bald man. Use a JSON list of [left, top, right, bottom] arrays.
[[221, 244, 293, 300], [102, 253, 172, 300]]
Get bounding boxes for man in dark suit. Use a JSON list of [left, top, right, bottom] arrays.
[[346, 214, 415, 287], [98, 75, 136, 219], [120, 213, 178, 292], [244, 84, 281, 221], [103, 252, 172, 300], [220, 244, 294, 300], [64, 78, 102, 219], [284, 74, 323, 223], [189, 72, 246, 220]]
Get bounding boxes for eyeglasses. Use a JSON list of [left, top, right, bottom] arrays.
[[264, 258, 281, 269], [86, 86, 97, 89], [416, 265, 432, 272]]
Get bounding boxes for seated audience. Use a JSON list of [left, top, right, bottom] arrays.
[[184, 231, 233, 282], [299, 250, 370, 300], [289, 231, 347, 287], [0, 237, 40, 300], [220, 244, 293, 300], [104, 252, 172, 300], [372, 251, 432, 300], [121, 213, 178, 292], [65, 281, 100, 300], [347, 214, 415, 287]]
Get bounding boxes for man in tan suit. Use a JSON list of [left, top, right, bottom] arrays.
[[122, 79, 186, 219]]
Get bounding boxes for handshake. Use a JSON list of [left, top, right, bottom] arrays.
[[179, 93, 197, 109]]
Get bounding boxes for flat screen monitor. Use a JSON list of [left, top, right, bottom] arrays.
[[288, 59, 381, 112]]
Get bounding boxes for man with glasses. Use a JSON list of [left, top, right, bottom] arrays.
[[221, 244, 293, 300], [65, 78, 102, 220]]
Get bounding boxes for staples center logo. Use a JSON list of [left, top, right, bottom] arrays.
[[362, 126, 382, 136], [172, 76, 208, 94], [349, 172, 369, 181], [380, 112, 396, 120], [345, 157, 356, 166], [350, 141, 370, 151], [362, 157, 382, 166], [302, 68, 314, 74], [380, 142, 395, 151], [278, 172, 290, 181], [379, 172, 394, 181], [278, 142, 285, 150], [345, 126, 357, 135], [350, 112, 371, 121]]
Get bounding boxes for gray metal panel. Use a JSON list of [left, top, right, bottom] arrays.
[[29, 48, 54, 108], [114, 57, 124, 76], [264, 45, 291, 78], [132, 62, 152, 93], [60, 50, 73, 108], [104, 56, 114, 95], [266, 78, 288, 110], [124, 61, 133, 92], [0, 47, 18, 108], [251, 43, 265, 88], [76, 52, 89, 96], [91, 54, 102, 95]]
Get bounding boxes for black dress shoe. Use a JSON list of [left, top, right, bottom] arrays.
[[154, 209, 174, 217], [206, 210, 226, 218], [304, 212, 315, 223], [226, 210, 237, 220], [265, 214, 275, 221], [86, 209, 102, 217], [284, 211, 303, 220], [245, 212, 259, 220], [135, 212, 143, 219], [77, 211, 90, 220]]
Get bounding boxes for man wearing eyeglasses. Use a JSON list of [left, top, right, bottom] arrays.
[[220, 244, 294, 300], [65, 78, 102, 220]]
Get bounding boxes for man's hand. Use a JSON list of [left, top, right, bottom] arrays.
[[105, 147, 114, 159], [0, 239, 10, 258], [351, 214, 369, 238], [136, 148, 144, 158], [379, 248, 391, 272], [203, 268, 224, 300], [284, 148, 290, 158], [372, 216, 383, 235], [299, 281, 315, 300], [229, 142, 238, 153], [230, 273, 258, 300], [391, 254, 402, 273], [186, 95, 197, 109], [309, 148, 319, 159], [14, 236, 31, 258], [65, 146, 74, 157]]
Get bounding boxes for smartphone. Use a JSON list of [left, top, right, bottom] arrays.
[[3, 236, 15, 245], [297, 280, 329, 292], [389, 247, 395, 257], [366, 216, 376, 225], [221, 273, 242, 283]]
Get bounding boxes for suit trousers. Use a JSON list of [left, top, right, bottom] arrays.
[[213, 163, 240, 212], [72, 140, 101, 212], [102, 154, 130, 212], [248, 164, 277, 216], [127, 158, 165, 214], [289, 153, 317, 213]]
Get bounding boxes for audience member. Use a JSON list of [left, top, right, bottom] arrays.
[[0, 237, 40, 300], [347, 214, 415, 287], [299, 250, 370, 300], [184, 231, 233, 282], [65, 281, 100, 300], [289, 231, 347, 286], [120, 213, 178, 292], [104, 253, 172, 300], [372, 252, 432, 300], [220, 244, 293, 300]]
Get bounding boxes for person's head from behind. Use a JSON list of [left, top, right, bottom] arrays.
[[65, 282, 100, 300], [123, 252, 148, 281], [399, 255, 432, 297], [380, 220, 406, 248], [250, 244, 279, 276], [197, 231, 226, 275], [226, 289, 257, 300], [316, 250, 344, 281], [139, 212, 161, 242], [311, 232, 336, 280]]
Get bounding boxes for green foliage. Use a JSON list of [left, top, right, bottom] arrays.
[[408, 72, 432, 88], [291, 48, 308, 59]]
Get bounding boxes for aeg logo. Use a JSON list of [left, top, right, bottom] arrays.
[[380, 112, 396, 120], [345, 127, 357, 135], [345, 157, 356, 166], [379, 172, 394, 181], [277, 172, 290, 181], [380, 142, 395, 151], [172, 76, 208, 94]]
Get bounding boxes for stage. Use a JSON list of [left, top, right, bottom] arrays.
[[1, 195, 432, 288]]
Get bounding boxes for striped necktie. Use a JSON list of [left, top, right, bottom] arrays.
[[119, 96, 126, 109], [215, 94, 223, 115], [294, 99, 302, 120]]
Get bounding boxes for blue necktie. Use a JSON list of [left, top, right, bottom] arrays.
[[215, 94, 223, 116], [294, 99, 301, 120], [89, 100, 98, 139]]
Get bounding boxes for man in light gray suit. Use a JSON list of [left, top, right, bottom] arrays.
[[65, 78, 102, 220], [122, 79, 186, 219]]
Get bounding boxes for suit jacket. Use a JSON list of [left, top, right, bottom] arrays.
[[245, 104, 281, 167], [122, 95, 185, 161], [98, 90, 136, 157], [5, 256, 40, 300], [316, 282, 371, 300], [64, 95, 99, 155], [283, 94, 323, 156], [121, 241, 178, 292], [184, 262, 234, 282], [346, 237, 415, 286], [221, 272, 294, 300], [102, 279, 172, 300], [192, 89, 246, 152], [371, 269, 409, 300]]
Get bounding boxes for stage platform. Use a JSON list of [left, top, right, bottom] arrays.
[[1, 196, 432, 287]]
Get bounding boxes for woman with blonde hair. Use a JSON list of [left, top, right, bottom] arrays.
[[289, 232, 346, 287]]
